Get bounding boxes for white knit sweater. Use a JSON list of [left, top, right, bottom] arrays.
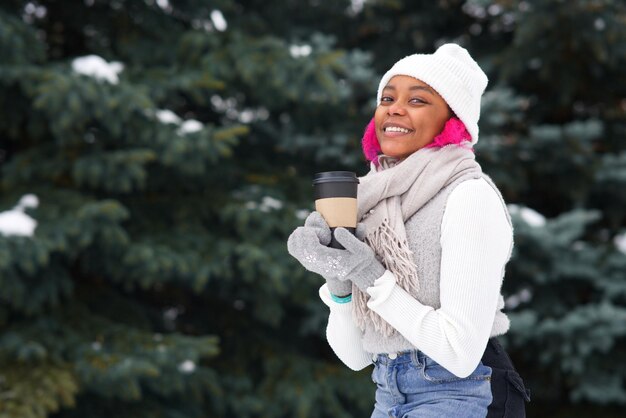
[[318, 177, 513, 377]]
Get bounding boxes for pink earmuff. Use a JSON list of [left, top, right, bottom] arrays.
[[361, 118, 381, 165]]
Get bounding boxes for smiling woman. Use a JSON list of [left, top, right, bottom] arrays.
[[375, 76, 451, 159], [288, 43, 530, 418]]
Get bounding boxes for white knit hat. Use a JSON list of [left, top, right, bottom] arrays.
[[376, 43, 488, 144]]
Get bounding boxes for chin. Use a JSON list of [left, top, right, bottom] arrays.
[[381, 142, 410, 155]]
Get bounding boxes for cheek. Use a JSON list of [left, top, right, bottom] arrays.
[[374, 107, 386, 129], [428, 119, 446, 136], [374, 104, 387, 124], [417, 110, 448, 135], [435, 113, 451, 134]]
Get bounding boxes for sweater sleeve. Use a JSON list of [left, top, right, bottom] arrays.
[[318, 284, 373, 371], [365, 178, 513, 378]]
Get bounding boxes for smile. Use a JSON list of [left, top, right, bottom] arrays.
[[384, 126, 412, 133], [382, 125, 414, 137]]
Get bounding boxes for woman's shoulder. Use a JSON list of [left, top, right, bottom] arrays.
[[444, 176, 512, 227], [448, 176, 505, 205]]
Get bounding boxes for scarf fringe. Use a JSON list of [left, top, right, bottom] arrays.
[[353, 218, 420, 337]]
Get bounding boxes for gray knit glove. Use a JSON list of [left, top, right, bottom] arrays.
[[287, 212, 352, 296], [287, 212, 386, 294]]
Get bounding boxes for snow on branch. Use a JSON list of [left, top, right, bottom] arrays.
[[508, 204, 546, 227], [0, 194, 39, 237], [72, 55, 124, 84]]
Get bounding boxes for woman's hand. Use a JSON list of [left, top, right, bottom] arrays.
[[287, 212, 385, 294]]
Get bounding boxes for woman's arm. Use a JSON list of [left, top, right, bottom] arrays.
[[318, 284, 373, 371], [366, 178, 513, 377]]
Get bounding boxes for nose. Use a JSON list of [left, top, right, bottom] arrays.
[[387, 101, 406, 116]]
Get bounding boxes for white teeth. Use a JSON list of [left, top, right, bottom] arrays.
[[384, 126, 410, 133]]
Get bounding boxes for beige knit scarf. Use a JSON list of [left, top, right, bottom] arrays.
[[353, 144, 482, 336]]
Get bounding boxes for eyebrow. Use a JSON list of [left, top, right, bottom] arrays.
[[383, 85, 435, 95]]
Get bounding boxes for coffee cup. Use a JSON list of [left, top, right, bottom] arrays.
[[312, 171, 359, 249]]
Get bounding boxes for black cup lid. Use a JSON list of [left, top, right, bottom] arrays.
[[312, 171, 360, 185]]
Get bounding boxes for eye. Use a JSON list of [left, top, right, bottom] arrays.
[[410, 97, 426, 105], [380, 96, 394, 103]]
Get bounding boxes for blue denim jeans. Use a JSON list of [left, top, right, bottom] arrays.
[[370, 350, 493, 418]]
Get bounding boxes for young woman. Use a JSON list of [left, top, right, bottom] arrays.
[[288, 43, 530, 418]]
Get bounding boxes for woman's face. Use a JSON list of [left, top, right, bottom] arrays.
[[374, 75, 450, 160]]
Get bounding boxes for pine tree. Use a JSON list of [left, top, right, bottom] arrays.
[[472, 1, 626, 415], [0, 1, 377, 417]]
